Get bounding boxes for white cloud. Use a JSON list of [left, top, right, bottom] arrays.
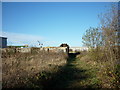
[[0, 31, 60, 47], [1, 32, 44, 47]]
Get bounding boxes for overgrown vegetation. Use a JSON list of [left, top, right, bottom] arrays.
[[82, 4, 120, 88], [2, 3, 120, 89], [2, 48, 68, 88]]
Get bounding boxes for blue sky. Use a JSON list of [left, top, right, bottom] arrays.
[[2, 2, 115, 47]]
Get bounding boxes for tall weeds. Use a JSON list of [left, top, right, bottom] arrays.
[[2, 48, 68, 88]]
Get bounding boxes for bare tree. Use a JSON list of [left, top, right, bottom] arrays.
[[82, 27, 103, 49], [99, 4, 120, 87], [99, 4, 119, 64]]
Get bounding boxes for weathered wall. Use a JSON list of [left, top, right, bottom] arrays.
[[2, 47, 68, 54], [2, 46, 88, 54], [42, 47, 68, 53]]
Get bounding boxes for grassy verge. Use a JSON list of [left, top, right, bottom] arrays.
[[43, 51, 120, 89], [43, 53, 101, 89], [77, 51, 120, 89]]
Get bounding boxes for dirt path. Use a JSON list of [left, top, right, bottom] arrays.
[[43, 53, 101, 89]]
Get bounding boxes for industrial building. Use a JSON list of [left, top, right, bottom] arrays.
[[0, 37, 7, 48], [69, 47, 89, 52]]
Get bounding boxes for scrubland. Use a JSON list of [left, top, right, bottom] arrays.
[[1, 47, 120, 89], [42, 50, 120, 89], [2, 47, 68, 88], [76, 49, 120, 89]]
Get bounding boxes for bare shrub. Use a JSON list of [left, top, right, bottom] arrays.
[[81, 3, 120, 88]]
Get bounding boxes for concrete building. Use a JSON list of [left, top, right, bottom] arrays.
[[69, 47, 89, 52], [0, 37, 7, 48]]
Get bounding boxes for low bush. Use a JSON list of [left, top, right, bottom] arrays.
[[78, 50, 120, 89]]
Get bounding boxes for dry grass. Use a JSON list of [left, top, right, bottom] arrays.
[[2, 48, 68, 88]]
